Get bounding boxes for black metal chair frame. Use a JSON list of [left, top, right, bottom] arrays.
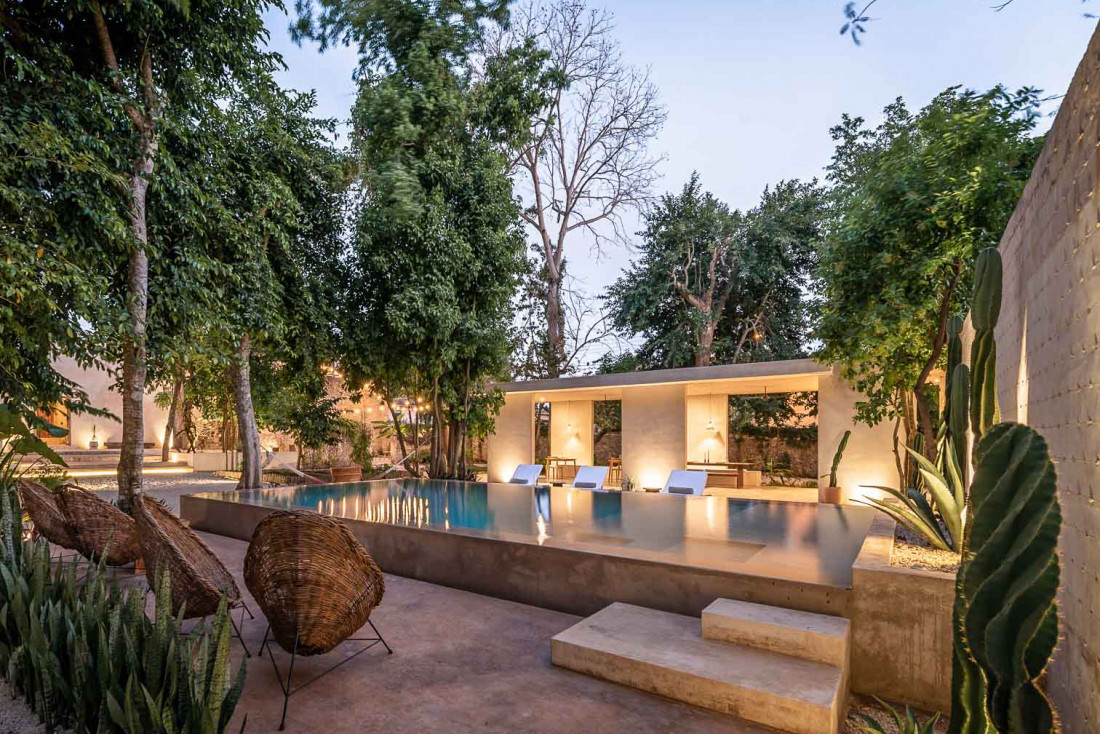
[[259, 619, 392, 731]]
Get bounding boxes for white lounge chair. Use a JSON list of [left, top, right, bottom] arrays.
[[507, 464, 544, 486], [662, 470, 707, 496], [569, 466, 609, 490]]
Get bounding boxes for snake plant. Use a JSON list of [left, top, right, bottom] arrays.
[[0, 473, 246, 733]]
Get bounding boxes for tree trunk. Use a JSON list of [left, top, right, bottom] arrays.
[[161, 373, 184, 462], [429, 377, 448, 478], [116, 126, 157, 514], [230, 334, 263, 489], [386, 401, 409, 464], [545, 271, 564, 377], [696, 320, 717, 367]]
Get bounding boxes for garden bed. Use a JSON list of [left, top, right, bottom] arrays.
[[843, 694, 947, 734], [889, 523, 960, 574]]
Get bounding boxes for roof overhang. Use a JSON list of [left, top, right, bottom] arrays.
[[492, 359, 831, 400]]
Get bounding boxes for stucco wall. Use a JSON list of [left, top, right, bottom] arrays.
[[685, 394, 728, 464], [621, 384, 686, 490], [53, 357, 169, 449], [549, 399, 594, 468], [817, 368, 899, 500], [486, 392, 535, 483], [993, 23, 1100, 733]]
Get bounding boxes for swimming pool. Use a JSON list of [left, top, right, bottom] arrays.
[[182, 479, 875, 617]]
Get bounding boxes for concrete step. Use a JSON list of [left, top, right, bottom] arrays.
[[702, 599, 850, 667], [551, 603, 846, 734]]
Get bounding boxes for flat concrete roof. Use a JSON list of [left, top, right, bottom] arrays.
[[493, 358, 830, 396]]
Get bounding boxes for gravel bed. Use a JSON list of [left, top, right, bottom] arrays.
[[890, 523, 960, 574], [844, 694, 947, 734], [72, 472, 238, 512]]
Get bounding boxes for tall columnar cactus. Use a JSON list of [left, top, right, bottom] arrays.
[[970, 248, 1002, 446], [949, 423, 1061, 734], [948, 363, 970, 487]]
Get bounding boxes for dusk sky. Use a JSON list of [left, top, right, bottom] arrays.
[[263, 0, 1096, 331]]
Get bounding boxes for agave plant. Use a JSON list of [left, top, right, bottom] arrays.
[[856, 697, 941, 734], [859, 443, 965, 552]]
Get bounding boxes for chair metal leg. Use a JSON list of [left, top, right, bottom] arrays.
[[230, 603, 251, 658], [262, 621, 391, 731], [240, 599, 256, 620]]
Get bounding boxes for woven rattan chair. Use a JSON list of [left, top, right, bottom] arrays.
[[57, 487, 141, 566], [134, 495, 252, 651], [17, 478, 80, 552], [244, 510, 390, 730]]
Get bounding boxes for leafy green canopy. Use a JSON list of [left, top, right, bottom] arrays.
[[816, 86, 1042, 428], [1, 0, 277, 422], [605, 174, 823, 369], [294, 0, 546, 474]]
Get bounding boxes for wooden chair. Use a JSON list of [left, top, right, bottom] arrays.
[[17, 478, 79, 552], [134, 495, 252, 652], [244, 510, 390, 730], [57, 486, 141, 566]]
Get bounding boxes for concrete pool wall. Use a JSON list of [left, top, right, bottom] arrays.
[[181, 491, 852, 618]]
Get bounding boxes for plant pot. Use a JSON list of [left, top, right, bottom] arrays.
[[88, 440, 99, 450], [818, 486, 845, 505], [330, 466, 363, 483]]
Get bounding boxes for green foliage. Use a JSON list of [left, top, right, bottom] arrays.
[[729, 392, 818, 476], [298, 0, 545, 477], [856, 698, 941, 734], [816, 86, 1041, 432], [606, 174, 823, 368], [0, 479, 245, 733], [349, 423, 374, 473], [827, 430, 851, 488], [949, 423, 1061, 734], [267, 393, 347, 455], [1, 0, 277, 427]]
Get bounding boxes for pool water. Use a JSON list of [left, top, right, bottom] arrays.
[[199, 478, 875, 588]]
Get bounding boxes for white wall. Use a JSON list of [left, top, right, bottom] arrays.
[[621, 384, 686, 490], [685, 393, 728, 463], [549, 399, 593, 467], [486, 392, 535, 483], [54, 357, 169, 449], [817, 368, 898, 500]]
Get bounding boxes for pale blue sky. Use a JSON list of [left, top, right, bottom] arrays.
[[263, 0, 1096, 298]]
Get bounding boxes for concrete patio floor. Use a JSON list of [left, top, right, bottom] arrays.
[[200, 531, 769, 733]]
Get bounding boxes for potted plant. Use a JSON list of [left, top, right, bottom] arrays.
[[88, 424, 99, 450], [818, 430, 850, 504]]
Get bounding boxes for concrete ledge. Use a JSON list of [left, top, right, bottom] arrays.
[[181, 493, 852, 618], [849, 515, 954, 712], [702, 599, 850, 667], [552, 603, 844, 734]]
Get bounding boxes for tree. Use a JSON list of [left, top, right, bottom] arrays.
[[296, 0, 544, 478], [606, 174, 823, 370], [3, 0, 276, 511], [484, 0, 666, 376], [200, 83, 347, 488], [816, 86, 1042, 468]]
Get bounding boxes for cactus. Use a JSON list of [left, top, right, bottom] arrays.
[[826, 430, 851, 487], [948, 423, 1061, 734], [970, 248, 1002, 446]]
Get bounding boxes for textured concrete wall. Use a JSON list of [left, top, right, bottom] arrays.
[[486, 392, 535, 483], [994, 23, 1100, 733], [850, 516, 954, 712], [549, 399, 594, 468], [621, 384, 686, 490], [817, 369, 899, 500], [685, 394, 728, 464]]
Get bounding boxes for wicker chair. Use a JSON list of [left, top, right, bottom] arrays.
[[244, 510, 390, 730], [17, 478, 80, 552], [134, 495, 251, 650], [56, 486, 141, 566]]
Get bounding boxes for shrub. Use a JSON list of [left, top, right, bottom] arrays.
[[0, 479, 246, 733]]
